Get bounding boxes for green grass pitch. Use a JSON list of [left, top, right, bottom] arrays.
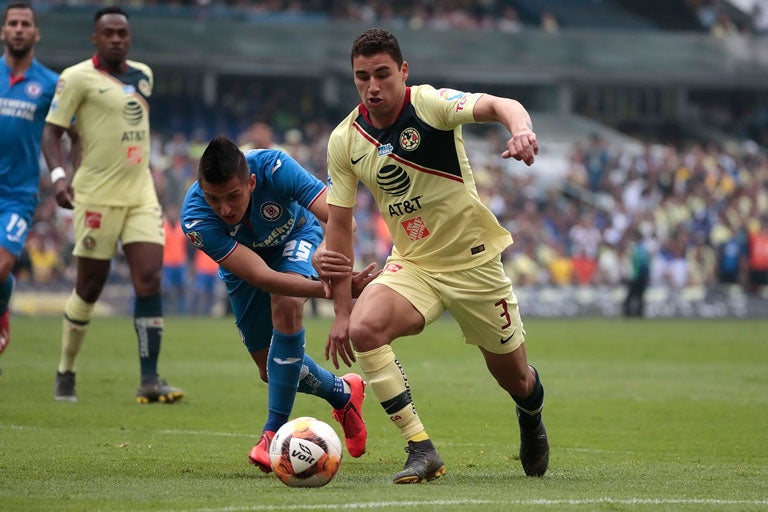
[[1, 315, 766, 511]]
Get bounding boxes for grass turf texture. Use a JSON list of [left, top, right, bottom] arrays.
[[1, 316, 766, 512]]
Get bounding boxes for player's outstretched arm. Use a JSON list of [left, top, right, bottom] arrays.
[[220, 244, 327, 298], [473, 94, 538, 166]]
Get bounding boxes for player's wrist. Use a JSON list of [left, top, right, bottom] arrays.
[[50, 166, 67, 184]]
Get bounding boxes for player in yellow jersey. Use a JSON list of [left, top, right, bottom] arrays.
[[42, 6, 183, 404], [321, 28, 548, 483]]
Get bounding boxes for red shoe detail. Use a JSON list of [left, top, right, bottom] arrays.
[[248, 430, 274, 473], [0, 309, 9, 355], [332, 373, 368, 458]]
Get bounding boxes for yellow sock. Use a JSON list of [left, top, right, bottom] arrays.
[[407, 431, 429, 443], [356, 345, 428, 441], [58, 291, 95, 373]]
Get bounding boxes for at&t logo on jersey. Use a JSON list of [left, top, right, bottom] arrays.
[[376, 165, 410, 196]]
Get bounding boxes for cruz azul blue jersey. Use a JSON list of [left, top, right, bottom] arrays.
[[181, 149, 326, 265], [0, 56, 58, 205]]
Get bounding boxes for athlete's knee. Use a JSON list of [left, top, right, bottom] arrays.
[[348, 319, 389, 352], [75, 281, 104, 303], [271, 296, 304, 333], [133, 269, 162, 296], [502, 364, 536, 398], [486, 350, 535, 397]]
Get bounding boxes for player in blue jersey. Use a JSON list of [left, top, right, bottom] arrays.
[[181, 136, 377, 471], [0, 2, 74, 364]]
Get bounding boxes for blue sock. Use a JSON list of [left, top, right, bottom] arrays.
[[264, 329, 305, 433], [0, 273, 15, 314], [298, 354, 350, 410]]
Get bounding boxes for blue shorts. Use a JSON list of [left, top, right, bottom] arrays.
[[0, 200, 35, 258], [223, 221, 322, 353]]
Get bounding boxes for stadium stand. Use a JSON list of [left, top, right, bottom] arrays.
[[10, 0, 768, 317]]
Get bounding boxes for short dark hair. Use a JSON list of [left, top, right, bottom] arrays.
[[198, 136, 249, 185], [94, 6, 129, 25], [351, 28, 403, 67], [4, 2, 36, 25]]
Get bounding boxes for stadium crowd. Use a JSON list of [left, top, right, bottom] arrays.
[[31, 0, 768, 36], [10, 1, 768, 314], [30, 1, 538, 32], [16, 108, 768, 311]]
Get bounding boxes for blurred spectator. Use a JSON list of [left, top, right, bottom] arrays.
[[26, 231, 62, 284], [160, 153, 194, 210], [711, 9, 739, 38], [568, 211, 602, 259], [687, 235, 718, 287], [751, 2, 768, 35], [238, 120, 283, 151], [505, 241, 543, 287], [623, 229, 651, 317], [497, 6, 522, 33], [716, 224, 748, 285], [747, 216, 768, 295], [191, 249, 221, 316], [584, 133, 610, 193], [545, 241, 574, 286], [657, 232, 691, 289], [162, 205, 189, 316], [571, 248, 597, 286], [595, 241, 623, 286], [540, 11, 559, 33]]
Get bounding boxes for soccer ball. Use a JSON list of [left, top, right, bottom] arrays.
[[268, 416, 343, 488]]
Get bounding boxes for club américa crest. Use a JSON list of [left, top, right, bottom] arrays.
[[399, 127, 420, 151]]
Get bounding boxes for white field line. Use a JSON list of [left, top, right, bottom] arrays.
[[157, 429, 253, 438], [4, 426, 765, 510], [161, 498, 768, 512], [0, 425, 254, 438]]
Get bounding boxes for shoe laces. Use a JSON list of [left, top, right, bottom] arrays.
[[403, 444, 429, 463]]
